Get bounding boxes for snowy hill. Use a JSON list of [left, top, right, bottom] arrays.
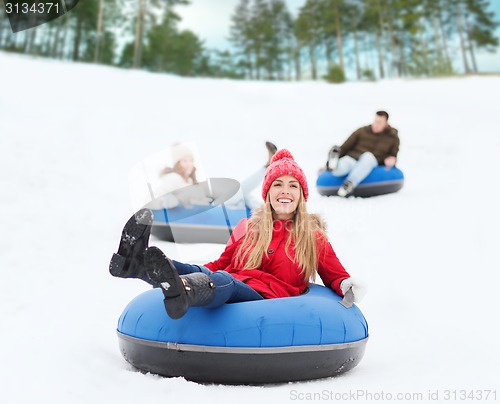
[[1, 51, 499, 403]]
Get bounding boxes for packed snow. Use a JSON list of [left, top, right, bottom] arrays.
[[1, 51, 499, 403]]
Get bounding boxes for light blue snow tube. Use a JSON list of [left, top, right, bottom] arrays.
[[116, 284, 369, 384], [151, 205, 250, 244], [317, 166, 404, 197]]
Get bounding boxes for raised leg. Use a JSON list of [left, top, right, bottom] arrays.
[[144, 247, 263, 319]]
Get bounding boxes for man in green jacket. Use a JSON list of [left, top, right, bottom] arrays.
[[327, 111, 400, 197]]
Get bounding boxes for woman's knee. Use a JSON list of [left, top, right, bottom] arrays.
[[204, 271, 235, 308], [198, 265, 213, 276], [209, 270, 235, 288]]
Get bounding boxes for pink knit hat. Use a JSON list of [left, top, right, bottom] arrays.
[[262, 149, 309, 201]]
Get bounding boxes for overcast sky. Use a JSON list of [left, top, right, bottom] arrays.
[[177, 0, 500, 73]]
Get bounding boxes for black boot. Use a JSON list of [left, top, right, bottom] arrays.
[[144, 247, 216, 319], [109, 208, 153, 280]]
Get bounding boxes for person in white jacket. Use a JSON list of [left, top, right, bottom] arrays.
[[147, 142, 278, 211], [145, 143, 198, 209]]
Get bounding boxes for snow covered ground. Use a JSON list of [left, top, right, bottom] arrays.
[[1, 51, 499, 403]]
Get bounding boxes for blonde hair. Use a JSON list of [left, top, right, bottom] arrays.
[[234, 190, 327, 282]]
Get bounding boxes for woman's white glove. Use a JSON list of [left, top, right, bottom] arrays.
[[340, 277, 367, 303]]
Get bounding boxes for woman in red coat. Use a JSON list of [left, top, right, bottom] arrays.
[[110, 149, 366, 319]]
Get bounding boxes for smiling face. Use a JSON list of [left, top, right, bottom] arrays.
[[268, 175, 301, 220], [175, 155, 195, 179]]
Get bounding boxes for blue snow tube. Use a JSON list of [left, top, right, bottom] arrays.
[[151, 205, 250, 244], [116, 284, 369, 384], [317, 166, 404, 197]]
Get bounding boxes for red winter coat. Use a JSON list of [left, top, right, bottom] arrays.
[[204, 219, 350, 299]]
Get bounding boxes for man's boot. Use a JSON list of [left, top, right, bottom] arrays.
[[337, 180, 354, 197]]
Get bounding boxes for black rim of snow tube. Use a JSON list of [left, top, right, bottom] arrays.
[[117, 331, 369, 385], [317, 179, 404, 197]]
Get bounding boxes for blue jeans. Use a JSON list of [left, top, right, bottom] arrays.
[[331, 152, 378, 187], [172, 260, 264, 307]]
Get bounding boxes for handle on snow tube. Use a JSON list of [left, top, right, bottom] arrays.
[[339, 288, 354, 308]]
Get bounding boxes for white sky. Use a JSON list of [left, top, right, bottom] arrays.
[[177, 0, 500, 73]]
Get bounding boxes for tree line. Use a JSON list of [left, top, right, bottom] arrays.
[[230, 0, 499, 80], [0, 0, 498, 81]]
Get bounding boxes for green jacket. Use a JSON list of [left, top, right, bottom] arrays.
[[339, 125, 400, 165]]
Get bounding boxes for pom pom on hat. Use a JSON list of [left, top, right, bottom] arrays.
[[262, 149, 309, 201], [269, 149, 294, 165]]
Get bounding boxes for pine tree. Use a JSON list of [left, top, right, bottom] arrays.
[[94, 0, 104, 62], [230, 0, 294, 80], [344, 1, 363, 79], [455, 0, 471, 73], [132, 0, 189, 69], [250, 0, 269, 79], [464, 0, 499, 73], [0, 7, 4, 47], [230, 0, 254, 79], [359, 0, 384, 78], [69, 0, 99, 61], [132, 0, 146, 68], [265, 0, 293, 80], [295, 0, 323, 79]]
